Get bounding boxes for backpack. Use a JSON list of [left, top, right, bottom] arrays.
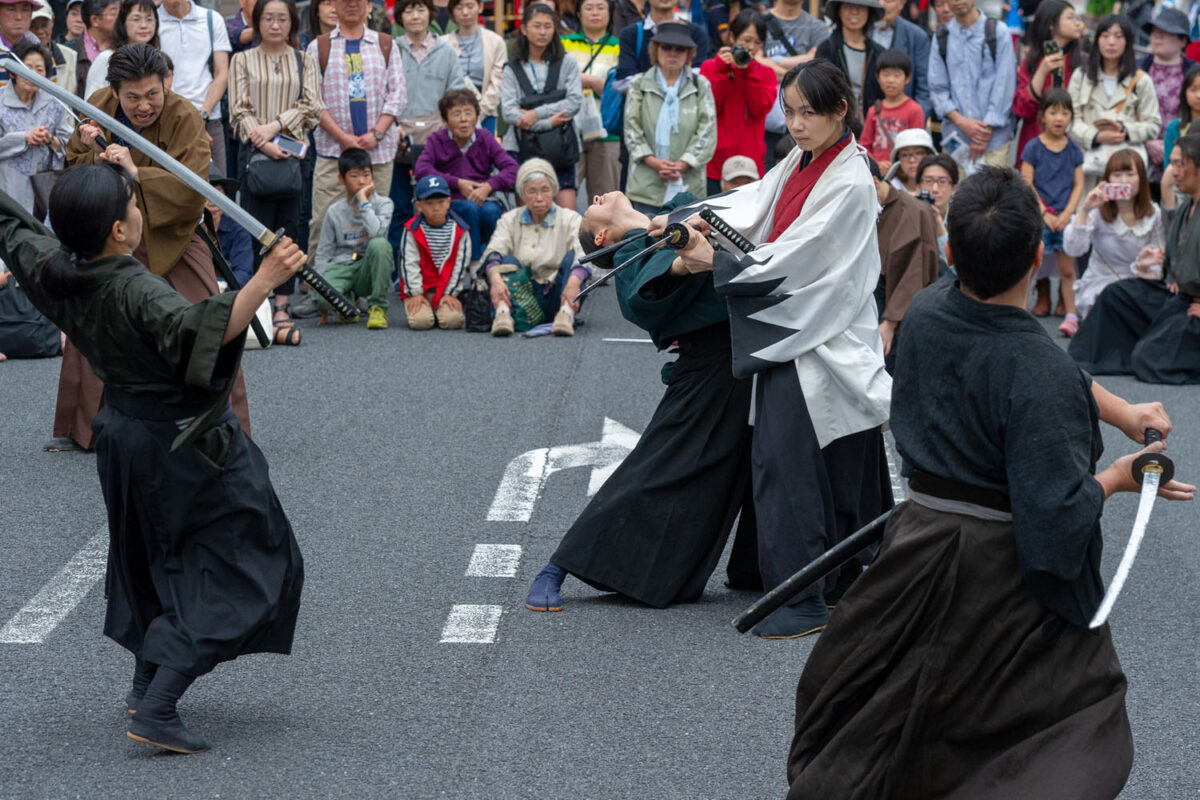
[[935, 17, 998, 65], [316, 31, 394, 74], [600, 23, 643, 137]]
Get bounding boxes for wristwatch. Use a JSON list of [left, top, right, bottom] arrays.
[[373, 129, 386, 141], [200, 110, 210, 121]]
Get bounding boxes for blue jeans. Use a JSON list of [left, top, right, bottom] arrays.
[[498, 251, 580, 319], [451, 198, 504, 260], [481, 116, 496, 135], [388, 162, 414, 251]]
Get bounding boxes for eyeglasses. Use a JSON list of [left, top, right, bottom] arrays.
[[920, 177, 952, 187], [898, 150, 927, 160]]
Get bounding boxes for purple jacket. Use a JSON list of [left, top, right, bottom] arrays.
[[414, 128, 519, 201]]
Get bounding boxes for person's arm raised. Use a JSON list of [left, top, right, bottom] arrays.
[[222, 238, 306, 344]]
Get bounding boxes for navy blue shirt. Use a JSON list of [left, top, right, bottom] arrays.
[[1021, 136, 1083, 215]]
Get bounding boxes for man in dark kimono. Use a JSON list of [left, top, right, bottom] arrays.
[[785, 167, 1192, 798], [524, 191, 760, 613], [1070, 130, 1200, 385], [53, 43, 252, 450], [0, 166, 305, 754]]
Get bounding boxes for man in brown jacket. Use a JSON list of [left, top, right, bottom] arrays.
[[53, 43, 250, 450]]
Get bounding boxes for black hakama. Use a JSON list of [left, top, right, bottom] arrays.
[[551, 324, 759, 607], [787, 501, 1133, 799], [1069, 279, 1200, 384], [95, 391, 303, 677]]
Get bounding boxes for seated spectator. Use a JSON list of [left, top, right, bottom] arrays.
[[500, 3, 582, 210], [699, 9, 776, 196], [414, 88, 517, 262], [230, 0, 322, 330], [721, 154, 758, 191], [1067, 15, 1161, 189], [483, 158, 587, 337], [0, 41, 72, 215], [1139, 8, 1194, 175], [815, 0, 884, 119], [624, 21, 715, 213], [85, 0, 158, 101], [870, 0, 929, 116], [205, 169, 254, 287], [868, 157, 939, 371], [1069, 131, 1200, 385], [563, 0, 620, 198], [445, 0, 506, 133], [916, 151, 958, 271], [388, 0, 465, 243], [860, 48, 924, 169], [66, 0, 118, 97], [314, 148, 395, 329], [1013, 0, 1082, 167], [399, 174, 470, 329], [889, 127, 933, 194], [0, 261, 61, 362], [28, 3, 80, 96], [1064, 148, 1163, 319]]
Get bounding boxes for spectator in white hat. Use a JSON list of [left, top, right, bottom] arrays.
[[720, 154, 759, 192], [889, 127, 934, 194]]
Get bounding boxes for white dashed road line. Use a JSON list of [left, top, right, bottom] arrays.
[[465, 545, 523, 578], [440, 605, 503, 643], [0, 529, 107, 644]]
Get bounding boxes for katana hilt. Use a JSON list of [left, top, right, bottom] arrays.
[[661, 222, 690, 249], [698, 208, 755, 254], [259, 227, 361, 319], [1132, 428, 1175, 485]]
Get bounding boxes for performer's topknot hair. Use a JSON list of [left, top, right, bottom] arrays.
[[780, 58, 859, 128], [106, 43, 170, 90], [946, 167, 1043, 300]]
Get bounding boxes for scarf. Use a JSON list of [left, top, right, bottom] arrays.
[[768, 130, 853, 243], [653, 66, 686, 202]]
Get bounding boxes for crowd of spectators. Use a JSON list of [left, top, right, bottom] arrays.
[[0, 0, 1197, 381]]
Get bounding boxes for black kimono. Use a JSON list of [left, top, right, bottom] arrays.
[[549, 224, 760, 607], [1070, 197, 1200, 384], [787, 280, 1132, 799], [0, 193, 303, 678]]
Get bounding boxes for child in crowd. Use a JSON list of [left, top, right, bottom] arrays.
[[314, 148, 395, 330], [861, 49, 926, 170], [205, 171, 254, 288], [1020, 89, 1084, 336], [398, 175, 471, 330], [1161, 64, 1200, 202]]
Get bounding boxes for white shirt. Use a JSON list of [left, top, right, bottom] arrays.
[[157, 2, 231, 110]]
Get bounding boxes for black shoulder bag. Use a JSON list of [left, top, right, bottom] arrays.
[[243, 50, 306, 200], [507, 58, 580, 171]]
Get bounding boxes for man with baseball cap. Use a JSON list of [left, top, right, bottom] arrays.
[[398, 174, 471, 331], [720, 155, 759, 192]]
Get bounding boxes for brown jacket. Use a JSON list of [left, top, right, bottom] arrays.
[[878, 188, 940, 324], [66, 90, 209, 277]]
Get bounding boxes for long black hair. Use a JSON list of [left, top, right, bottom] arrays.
[[781, 57, 858, 128], [515, 3, 566, 62], [1179, 63, 1200, 126], [1085, 14, 1137, 84], [1023, 0, 1079, 76], [40, 164, 136, 299], [113, 0, 159, 49]]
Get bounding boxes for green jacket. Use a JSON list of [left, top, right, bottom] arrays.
[[623, 68, 716, 207]]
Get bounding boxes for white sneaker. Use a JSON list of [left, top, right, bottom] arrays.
[[491, 307, 515, 337], [552, 307, 575, 337]]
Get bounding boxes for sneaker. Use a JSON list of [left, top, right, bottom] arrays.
[[290, 295, 320, 319], [551, 307, 575, 337], [491, 307, 514, 337], [367, 306, 388, 330], [1058, 314, 1079, 338]]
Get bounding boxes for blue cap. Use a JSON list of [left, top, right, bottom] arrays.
[[415, 175, 451, 200]]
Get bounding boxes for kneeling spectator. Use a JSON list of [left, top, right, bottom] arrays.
[[315, 148, 395, 330], [415, 89, 519, 264], [483, 158, 588, 337], [399, 175, 471, 330]]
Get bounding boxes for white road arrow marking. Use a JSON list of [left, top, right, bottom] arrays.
[[486, 417, 641, 522]]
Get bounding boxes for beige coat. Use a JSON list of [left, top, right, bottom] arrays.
[[485, 205, 582, 285], [446, 27, 507, 119], [1067, 68, 1162, 150]]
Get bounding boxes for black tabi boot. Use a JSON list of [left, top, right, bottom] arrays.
[[125, 658, 157, 714], [126, 667, 211, 754]]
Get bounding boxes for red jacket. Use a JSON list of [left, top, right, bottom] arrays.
[[399, 213, 470, 306], [699, 56, 777, 181], [1013, 55, 1074, 165]]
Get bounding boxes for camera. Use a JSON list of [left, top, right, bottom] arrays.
[[916, 189, 936, 205], [731, 45, 752, 67]]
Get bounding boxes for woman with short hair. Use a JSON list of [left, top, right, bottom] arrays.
[[83, 0, 158, 100], [444, 0, 506, 133], [0, 41, 73, 215]]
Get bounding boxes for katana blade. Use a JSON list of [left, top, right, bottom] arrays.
[[0, 54, 361, 320], [1090, 468, 1161, 628]]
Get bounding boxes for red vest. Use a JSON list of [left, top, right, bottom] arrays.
[[401, 215, 468, 305]]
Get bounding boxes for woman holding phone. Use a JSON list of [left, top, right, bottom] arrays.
[[229, 0, 323, 330]]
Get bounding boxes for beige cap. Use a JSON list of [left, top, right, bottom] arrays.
[[31, 3, 51, 20], [721, 155, 759, 183]]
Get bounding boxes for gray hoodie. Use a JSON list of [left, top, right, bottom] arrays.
[[315, 192, 394, 271], [397, 34, 467, 118]]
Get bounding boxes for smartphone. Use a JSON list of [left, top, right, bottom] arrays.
[[1042, 40, 1063, 87], [274, 134, 308, 158], [1100, 182, 1133, 201]]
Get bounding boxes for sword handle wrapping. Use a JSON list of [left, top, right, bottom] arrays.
[[260, 227, 361, 319], [698, 208, 755, 254], [1132, 428, 1175, 485]]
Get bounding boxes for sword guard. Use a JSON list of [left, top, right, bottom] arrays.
[[1132, 428, 1175, 485], [258, 227, 285, 256]]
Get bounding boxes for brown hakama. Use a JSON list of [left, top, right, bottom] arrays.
[[787, 501, 1133, 800]]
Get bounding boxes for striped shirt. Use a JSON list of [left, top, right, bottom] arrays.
[[229, 47, 324, 142], [420, 219, 455, 268]]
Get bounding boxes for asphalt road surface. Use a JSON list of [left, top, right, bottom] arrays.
[[1, 286, 1197, 798]]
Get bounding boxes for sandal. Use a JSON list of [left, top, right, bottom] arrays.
[[273, 304, 295, 328], [273, 326, 301, 346]]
